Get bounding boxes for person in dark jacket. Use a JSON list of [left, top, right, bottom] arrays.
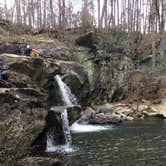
[[0, 64, 9, 80], [24, 45, 32, 56]]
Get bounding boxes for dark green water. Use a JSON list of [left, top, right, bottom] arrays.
[[65, 119, 166, 166]]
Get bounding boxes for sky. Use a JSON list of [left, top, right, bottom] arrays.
[[0, 0, 13, 7]]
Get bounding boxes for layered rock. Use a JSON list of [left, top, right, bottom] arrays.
[[75, 31, 134, 104], [0, 88, 47, 165], [0, 52, 89, 165]]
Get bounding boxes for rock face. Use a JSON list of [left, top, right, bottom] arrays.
[[0, 53, 89, 165], [46, 59, 90, 106], [0, 88, 47, 165], [76, 32, 134, 105]]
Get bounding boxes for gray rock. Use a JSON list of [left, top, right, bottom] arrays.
[[161, 99, 166, 106], [90, 112, 122, 124], [96, 103, 113, 114], [80, 107, 95, 122]]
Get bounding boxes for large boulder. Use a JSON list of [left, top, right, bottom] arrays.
[[0, 88, 47, 166], [0, 53, 87, 165], [0, 54, 48, 88], [75, 32, 134, 105], [0, 54, 90, 106], [46, 60, 90, 106]]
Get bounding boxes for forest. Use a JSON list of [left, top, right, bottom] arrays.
[[0, 0, 165, 33]]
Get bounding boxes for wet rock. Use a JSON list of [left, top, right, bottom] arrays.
[[46, 110, 66, 145], [90, 113, 121, 124], [79, 107, 95, 122], [0, 54, 89, 106], [33, 105, 82, 148], [47, 60, 90, 106], [50, 105, 82, 125]]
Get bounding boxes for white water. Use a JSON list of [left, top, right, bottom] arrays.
[[47, 75, 77, 153], [46, 130, 55, 151], [47, 74, 112, 153], [54, 75, 78, 105], [46, 144, 75, 153], [61, 109, 72, 145], [71, 121, 113, 133], [46, 109, 73, 153]]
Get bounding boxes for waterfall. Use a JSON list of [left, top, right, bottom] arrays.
[[61, 109, 72, 146], [46, 74, 78, 153], [46, 129, 55, 149], [54, 75, 78, 105]]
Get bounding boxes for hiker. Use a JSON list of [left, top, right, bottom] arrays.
[[24, 45, 32, 56], [0, 64, 9, 80], [15, 44, 22, 55]]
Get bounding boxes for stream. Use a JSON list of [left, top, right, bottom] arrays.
[[64, 118, 166, 166]]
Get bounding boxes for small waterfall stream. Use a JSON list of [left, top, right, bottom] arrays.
[[46, 74, 78, 153], [46, 74, 111, 153], [61, 109, 72, 146], [54, 75, 78, 106]]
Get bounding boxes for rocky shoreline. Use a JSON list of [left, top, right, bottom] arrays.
[[80, 100, 166, 125]]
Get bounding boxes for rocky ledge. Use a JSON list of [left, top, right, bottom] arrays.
[[0, 53, 89, 165], [80, 100, 166, 124]]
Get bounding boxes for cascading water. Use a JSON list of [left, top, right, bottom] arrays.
[[54, 75, 78, 106], [71, 121, 112, 133], [46, 128, 55, 149], [61, 109, 72, 146], [46, 74, 112, 153], [46, 74, 77, 153]]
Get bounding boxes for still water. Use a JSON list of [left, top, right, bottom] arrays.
[[65, 119, 166, 166]]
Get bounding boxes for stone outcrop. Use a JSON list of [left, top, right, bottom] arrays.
[[0, 53, 89, 165], [0, 87, 47, 165], [75, 32, 134, 104]]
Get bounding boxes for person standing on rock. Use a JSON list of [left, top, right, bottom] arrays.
[[0, 59, 9, 80], [24, 45, 32, 56]]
